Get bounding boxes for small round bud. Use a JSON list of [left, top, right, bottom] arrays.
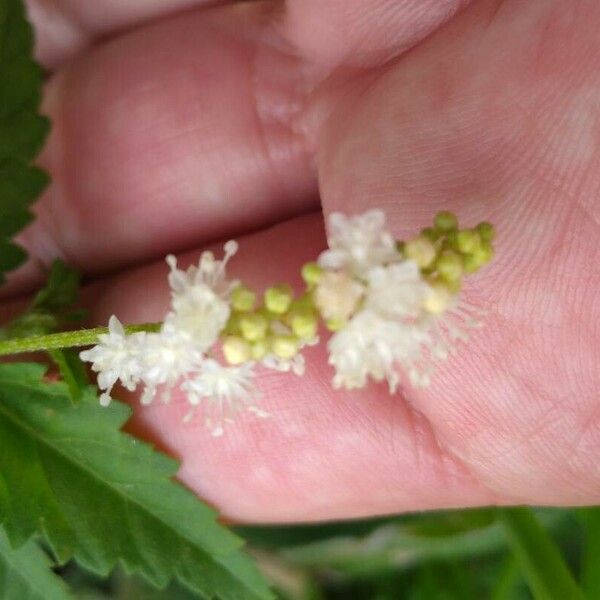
[[231, 285, 256, 312], [264, 284, 294, 314], [423, 283, 454, 315], [290, 310, 318, 339], [456, 229, 481, 254], [301, 262, 323, 287], [421, 227, 439, 242], [404, 236, 436, 268], [325, 318, 346, 332], [239, 313, 268, 341], [222, 336, 251, 365], [250, 339, 270, 360], [463, 242, 494, 273], [222, 313, 241, 336], [272, 335, 299, 359], [475, 242, 494, 265], [436, 250, 463, 282], [463, 253, 480, 273], [434, 211, 458, 232], [477, 221, 495, 242], [289, 293, 315, 313]]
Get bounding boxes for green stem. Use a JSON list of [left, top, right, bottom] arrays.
[[0, 323, 161, 356], [497, 507, 584, 600]]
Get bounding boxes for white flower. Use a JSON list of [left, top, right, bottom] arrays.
[[136, 324, 202, 405], [166, 242, 238, 351], [328, 309, 430, 392], [314, 271, 365, 322], [318, 210, 399, 277], [181, 359, 263, 436], [79, 316, 145, 406], [262, 353, 306, 376], [364, 260, 431, 320]]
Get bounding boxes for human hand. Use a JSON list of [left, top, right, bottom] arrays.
[[5, 0, 599, 522]]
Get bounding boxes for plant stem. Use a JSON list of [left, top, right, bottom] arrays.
[[497, 507, 584, 600], [0, 323, 161, 356]]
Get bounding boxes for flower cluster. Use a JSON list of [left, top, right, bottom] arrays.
[[81, 209, 495, 435]]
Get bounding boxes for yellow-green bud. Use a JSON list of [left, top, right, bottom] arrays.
[[239, 313, 268, 342], [434, 210, 458, 232], [463, 253, 481, 273], [477, 221, 495, 242], [475, 242, 494, 265], [222, 313, 241, 336], [250, 339, 270, 360], [289, 293, 314, 313], [290, 310, 318, 339], [272, 335, 299, 359], [231, 285, 256, 312], [222, 336, 251, 365], [404, 236, 436, 268], [421, 227, 439, 242], [301, 262, 323, 287], [456, 229, 481, 254], [325, 318, 346, 332], [264, 284, 294, 314], [463, 242, 494, 273], [436, 250, 463, 281], [423, 283, 454, 315]]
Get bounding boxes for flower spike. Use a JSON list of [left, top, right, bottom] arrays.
[[81, 210, 495, 435]]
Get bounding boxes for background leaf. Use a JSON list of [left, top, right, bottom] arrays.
[[0, 0, 50, 284], [0, 531, 72, 600], [497, 507, 583, 600], [0, 362, 273, 600]]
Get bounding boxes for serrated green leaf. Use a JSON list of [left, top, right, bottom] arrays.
[[0, 0, 50, 283], [0, 362, 273, 600], [0, 531, 72, 600], [32, 259, 81, 314]]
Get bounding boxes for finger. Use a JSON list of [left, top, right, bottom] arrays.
[[26, 0, 231, 68], [82, 213, 495, 522], [316, 0, 600, 502], [5, 3, 317, 297], [28, 0, 471, 71], [7, 0, 471, 298], [283, 0, 470, 69]]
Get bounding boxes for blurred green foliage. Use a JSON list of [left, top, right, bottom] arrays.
[[50, 506, 594, 599]]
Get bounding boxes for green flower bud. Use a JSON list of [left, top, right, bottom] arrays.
[[264, 284, 294, 314], [290, 310, 318, 339], [436, 250, 463, 281], [456, 229, 481, 254], [463, 242, 494, 273], [463, 253, 481, 273], [404, 236, 436, 268], [477, 221, 495, 242], [421, 227, 439, 242], [301, 262, 323, 287], [222, 313, 241, 335], [272, 335, 299, 359], [239, 313, 268, 342], [289, 293, 315, 313], [222, 336, 251, 365], [325, 318, 346, 332], [434, 210, 458, 232], [475, 242, 494, 265], [231, 285, 256, 312], [250, 339, 270, 360]]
